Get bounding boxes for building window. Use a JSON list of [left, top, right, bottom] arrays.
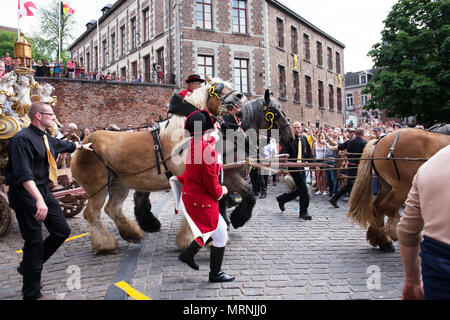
[[336, 51, 341, 74], [305, 75, 312, 105], [328, 84, 334, 110], [198, 55, 214, 79], [120, 66, 126, 80], [327, 47, 333, 71], [291, 26, 298, 54], [232, 0, 247, 34], [143, 8, 150, 41], [276, 18, 284, 48], [131, 61, 138, 80], [233, 58, 249, 93], [346, 93, 354, 107], [278, 65, 286, 99], [293, 71, 300, 102], [303, 34, 310, 61], [337, 87, 342, 112], [94, 46, 98, 71], [120, 26, 125, 56], [131, 18, 137, 50], [156, 47, 165, 82], [102, 40, 107, 67], [86, 52, 90, 72], [318, 80, 324, 108], [111, 33, 116, 61], [316, 41, 322, 67], [143, 55, 151, 82], [361, 93, 368, 106], [196, 0, 212, 29], [360, 74, 367, 84]]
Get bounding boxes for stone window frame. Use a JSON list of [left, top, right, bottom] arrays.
[[291, 25, 298, 55], [232, 0, 248, 34], [327, 46, 333, 72], [328, 84, 334, 111], [197, 54, 215, 79], [142, 6, 150, 42], [293, 70, 300, 102], [196, 0, 213, 30], [276, 17, 284, 49], [303, 33, 311, 62], [316, 40, 323, 67], [305, 75, 312, 106], [318, 80, 325, 109], [233, 57, 250, 94]]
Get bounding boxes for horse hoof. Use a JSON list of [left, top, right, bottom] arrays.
[[379, 243, 395, 253]]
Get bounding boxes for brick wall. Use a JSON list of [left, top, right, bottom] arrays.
[[38, 78, 176, 131]]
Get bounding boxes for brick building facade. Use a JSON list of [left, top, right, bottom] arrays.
[[41, 78, 175, 130], [68, 0, 345, 126]]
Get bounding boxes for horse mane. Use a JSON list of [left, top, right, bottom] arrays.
[[238, 96, 282, 131], [183, 77, 233, 110], [161, 77, 234, 141]]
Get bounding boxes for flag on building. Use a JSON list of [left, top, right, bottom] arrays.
[[293, 54, 299, 71], [18, 0, 37, 18], [61, 2, 75, 15], [338, 74, 342, 87]]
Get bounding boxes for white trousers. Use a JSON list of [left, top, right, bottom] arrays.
[[210, 215, 228, 248]]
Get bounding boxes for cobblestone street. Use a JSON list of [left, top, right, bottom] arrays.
[[0, 179, 403, 300]]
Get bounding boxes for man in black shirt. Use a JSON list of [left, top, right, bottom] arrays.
[[326, 128, 367, 208], [5, 102, 92, 300], [276, 121, 313, 220]]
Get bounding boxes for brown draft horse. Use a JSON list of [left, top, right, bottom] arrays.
[[347, 128, 450, 252], [71, 76, 246, 254], [175, 89, 294, 248]]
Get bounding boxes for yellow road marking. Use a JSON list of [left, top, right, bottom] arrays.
[[114, 281, 151, 300], [16, 233, 89, 253]]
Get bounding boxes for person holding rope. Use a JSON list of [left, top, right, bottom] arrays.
[[276, 121, 313, 220], [4, 102, 92, 300], [171, 109, 235, 282], [325, 127, 367, 208]]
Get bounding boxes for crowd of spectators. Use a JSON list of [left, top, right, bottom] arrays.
[[0, 53, 144, 83]]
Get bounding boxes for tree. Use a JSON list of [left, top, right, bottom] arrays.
[[364, 0, 450, 126], [0, 30, 16, 58], [31, 0, 76, 61]]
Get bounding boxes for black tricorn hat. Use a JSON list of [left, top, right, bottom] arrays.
[[184, 109, 215, 136], [185, 74, 205, 83]]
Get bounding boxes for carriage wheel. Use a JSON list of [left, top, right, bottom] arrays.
[[60, 198, 87, 218], [0, 191, 15, 238]]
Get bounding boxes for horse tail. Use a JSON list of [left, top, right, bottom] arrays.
[[347, 139, 377, 228]]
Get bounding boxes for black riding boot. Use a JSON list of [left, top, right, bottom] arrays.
[[209, 246, 235, 282], [178, 240, 202, 270]]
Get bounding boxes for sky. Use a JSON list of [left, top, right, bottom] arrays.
[[3, 0, 398, 73]]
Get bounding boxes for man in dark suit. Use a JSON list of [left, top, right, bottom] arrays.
[[276, 121, 313, 220]]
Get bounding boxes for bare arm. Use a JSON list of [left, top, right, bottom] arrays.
[[399, 244, 424, 300]]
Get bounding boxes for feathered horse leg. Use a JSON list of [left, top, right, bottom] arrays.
[[133, 191, 162, 233]]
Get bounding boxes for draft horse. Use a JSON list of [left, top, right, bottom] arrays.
[[347, 127, 450, 252], [175, 89, 294, 248], [71, 76, 246, 254]]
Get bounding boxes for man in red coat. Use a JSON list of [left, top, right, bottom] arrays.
[[179, 74, 205, 98], [173, 109, 235, 282]]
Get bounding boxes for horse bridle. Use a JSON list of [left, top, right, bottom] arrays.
[[208, 82, 239, 116], [263, 105, 290, 131]]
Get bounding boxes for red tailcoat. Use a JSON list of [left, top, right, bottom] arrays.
[[177, 136, 223, 245]]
